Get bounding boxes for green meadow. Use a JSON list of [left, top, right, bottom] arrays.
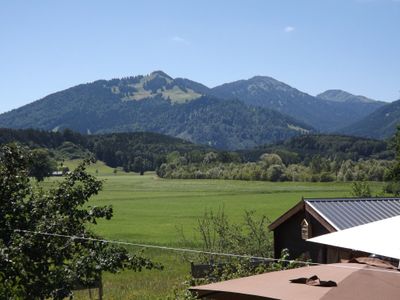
[[50, 161, 385, 299]]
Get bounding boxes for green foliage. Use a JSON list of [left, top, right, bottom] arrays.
[[1, 129, 394, 181], [172, 209, 306, 299], [55, 141, 91, 160], [260, 153, 283, 167], [387, 126, 400, 181], [267, 164, 286, 182], [0, 144, 160, 299], [174, 209, 273, 298], [91, 132, 210, 173], [241, 134, 393, 163], [159, 154, 393, 183], [190, 208, 273, 258], [0, 128, 211, 174], [28, 147, 57, 181], [385, 126, 400, 195], [351, 181, 372, 197], [384, 182, 400, 196]]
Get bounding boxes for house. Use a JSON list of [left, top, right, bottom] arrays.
[[51, 171, 64, 176], [269, 197, 400, 264]]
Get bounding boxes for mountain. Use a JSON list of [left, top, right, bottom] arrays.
[[0, 71, 312, 150], [317, 89, 380, 103], [104, 70, 209, 103], [339, 99, 400, 140], [210, 76, 385, 131]]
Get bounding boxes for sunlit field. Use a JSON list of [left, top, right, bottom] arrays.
[[43, 164, 385, 299]]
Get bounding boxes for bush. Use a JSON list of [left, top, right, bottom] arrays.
[[267, 164, 286, 182], [320, 172, 335, 182], [351, 181, 372, 197], [384, 182, 400, 196]]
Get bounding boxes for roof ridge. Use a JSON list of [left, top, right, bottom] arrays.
[[305, 197, 400, 202]]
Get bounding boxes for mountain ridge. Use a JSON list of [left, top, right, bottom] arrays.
[[210, 76, 385, 131], [0, 70, 390, 147], [0, 75, 312, 149], [339, 98, 400, 139], [317, 89, 381, 104]]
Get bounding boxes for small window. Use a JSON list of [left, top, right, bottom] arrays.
[[301, 219, 311, 240]]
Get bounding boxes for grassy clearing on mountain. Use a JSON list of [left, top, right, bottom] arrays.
[[62, 159, 125, 176]]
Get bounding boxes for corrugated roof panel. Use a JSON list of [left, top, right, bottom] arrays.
[[305, 198, 400, 230]]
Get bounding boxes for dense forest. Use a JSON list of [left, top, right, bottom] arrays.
[[0, 128, 395, 181], [240, 134, 393, 163], [0, 128, 212, 174], [158, 152, 393, 182], [158, 135, 395, 182], [340, 98, 400, 140]]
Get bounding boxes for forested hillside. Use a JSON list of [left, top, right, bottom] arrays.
[[240, 134, 393, 163], [0, 128, 212, 173], [340, 99, 400, 140], [0, 72, 313, 150], [317, 89, 379, 103], [0, 71, 387, 149], [211, 77, 384, 131]]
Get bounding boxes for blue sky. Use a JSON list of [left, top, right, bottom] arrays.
[[0, 0, 399, 113]]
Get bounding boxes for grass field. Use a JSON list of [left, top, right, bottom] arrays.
[[46, 162, 386, 299]]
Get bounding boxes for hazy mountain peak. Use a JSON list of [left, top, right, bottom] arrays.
[[248, 75, 280, 83], [317, 89, 378, 103], [149, 70, 173, 80]]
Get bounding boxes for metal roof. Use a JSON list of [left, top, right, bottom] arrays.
[[305, 198, 400, 230]]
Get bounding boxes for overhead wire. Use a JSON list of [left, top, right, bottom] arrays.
[[14, 229, 314, 264], [13, 229, 400, 275]]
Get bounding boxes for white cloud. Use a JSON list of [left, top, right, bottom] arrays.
[[284, 26, 295, 33], [171, 36, 189, 45]]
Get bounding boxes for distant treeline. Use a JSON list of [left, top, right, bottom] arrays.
[[240, 134, 393, 163], [0, 128, 395, 179], [0, 128, 213, 174], [158, 152, 393, 182], [156, 135, 395, 182]]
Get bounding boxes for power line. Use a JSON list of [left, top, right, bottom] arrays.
[[14, 229, 315, 265], [13, 229, 400, 275]]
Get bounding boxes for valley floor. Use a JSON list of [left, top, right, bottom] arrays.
[[44, 171, 386, 299]]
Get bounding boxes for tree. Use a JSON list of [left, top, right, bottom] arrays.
[[351, 181, 372, 197], [0, 144, 160, 299], [260, 153, 283, 167], [28, 148, 57, 181], [385, 126, 400, 195], [203, 152, 218, 164], [171, 209, 302, 299], [267, 164, 286, 182], [131, 156, 152, 175]]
